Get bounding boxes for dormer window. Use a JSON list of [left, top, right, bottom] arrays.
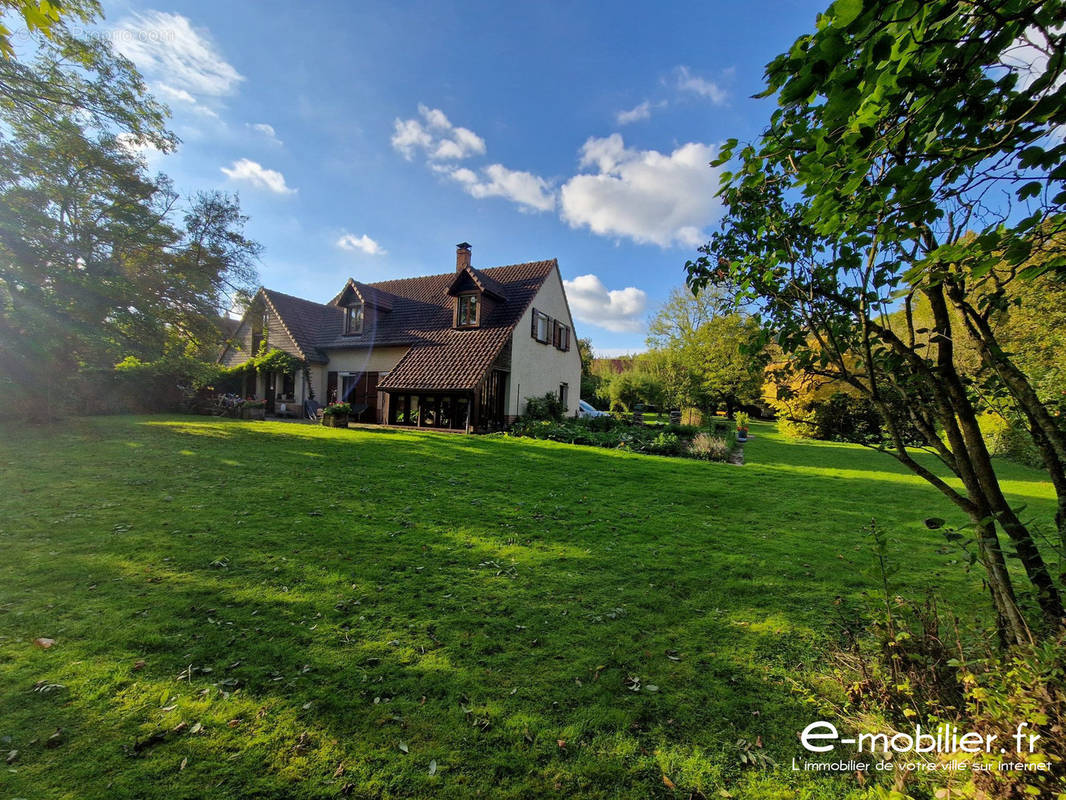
[[345, 301, 364, 336], [457, 293, 479, 328]]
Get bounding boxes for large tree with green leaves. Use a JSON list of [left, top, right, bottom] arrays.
[[646, 287, 766, 416], [0, 8, 259, 412], [687, 0, 1066, 642]]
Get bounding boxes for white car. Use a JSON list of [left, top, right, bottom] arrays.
[[578, 399, 610, 418]]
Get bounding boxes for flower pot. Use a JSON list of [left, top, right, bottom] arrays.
[[736, 426, 749, 442], [242, 407, 265, 420], [322, 414, 349, 428]]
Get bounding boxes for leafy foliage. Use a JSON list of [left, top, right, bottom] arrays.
[[522, 392, 567, 421], [508, 416, 735, 462], [0, 10, 259, 416], [645, 287, 767, 415], [322, 402, 351, 416], [687, 0, 1066, 640]]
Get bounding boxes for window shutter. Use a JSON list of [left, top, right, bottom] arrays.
[[531, 308, 538, 338], [563, 325, 571, 351]]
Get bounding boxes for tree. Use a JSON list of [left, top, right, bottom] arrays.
[[0, 2, 175, 147], [607, 370, 663, 412], [0, 20, 258, 413], [576, 336, 604, 404], [687, 0, 1066, 642], [646, 287, 766, 416], [0, 1, 88, 59]]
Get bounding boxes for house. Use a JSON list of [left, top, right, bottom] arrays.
[[219, 243, 582, 431]]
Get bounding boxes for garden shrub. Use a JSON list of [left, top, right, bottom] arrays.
[[808, 392, 884, 443], [507, 419, 733, 462], [979, 412, 1043, 469], [665, 423, 701, 437], [686, 433, 731, 461], [581, 414, 617, 433], [645, 432, 683, 456], [829, 600, 1066, 799], [524, 392, 566, 421]]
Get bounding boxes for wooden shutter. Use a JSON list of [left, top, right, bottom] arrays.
[[531, 308, 538, 338]]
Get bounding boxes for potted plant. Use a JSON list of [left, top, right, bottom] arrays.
[[734, 411, 750, 442], [322, 402, 352, 428], [242, 399, 266, 420]]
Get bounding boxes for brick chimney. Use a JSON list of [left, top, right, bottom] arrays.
[[456, 242, 471, 272]]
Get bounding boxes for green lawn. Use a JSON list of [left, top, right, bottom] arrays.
[[0, 416, 1056, 799]]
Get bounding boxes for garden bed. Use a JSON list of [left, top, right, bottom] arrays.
[[507, 416, 738, 461]]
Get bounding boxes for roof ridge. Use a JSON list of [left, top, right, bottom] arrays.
[[365, 258, 556, 289], [263, 287, 332, 309], [259, 289, 310, 361]]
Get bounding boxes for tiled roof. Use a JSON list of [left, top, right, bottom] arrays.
[[332, 279, 395, 311], [261, 288, 338, 363], [261, 259, 557, 390], [446, 265, 507, 300]]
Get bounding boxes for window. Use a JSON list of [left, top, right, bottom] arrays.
[[281, 372, 295, 399], [457, 293, 479, 327], [251, 308, 268, 353], [554, 322, 570, 352], [455, 396, 470, 430], [345, 302, 364, 335], [532, 310, 550, 343], [559, 382, 569, 409], [422, 396, 438, 427]]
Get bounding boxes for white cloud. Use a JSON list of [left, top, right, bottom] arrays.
[[560, 134, 722, 248], [220, 158, 296, 195], [153, 83, 197, 105], [1001, 26, 1062, 91], [393, 103, 551, 213], [1001, 26, 1065, 139], [563, 274, 647, 333], [336, 233, 386, 255], [248, 122, 283, 146], [112, 12, 244, 99], [616, 100, 657, 125], [443, 163, 556, 213], [391, 118, 434, 160], [675, 66, 727, 105], [116, 132, 164, 162], [391, 104, 486, 162]]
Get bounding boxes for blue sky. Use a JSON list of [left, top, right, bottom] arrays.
[[100, 0, 827, 356]]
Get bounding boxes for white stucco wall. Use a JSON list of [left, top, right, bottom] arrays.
[[507, 265, 582, 418], [323, 346, 409, 377]]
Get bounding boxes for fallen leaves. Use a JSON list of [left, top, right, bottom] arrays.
[[33, 637, 55, 649], [662, 774, 676, 789]]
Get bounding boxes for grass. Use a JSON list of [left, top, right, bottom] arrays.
[[0, 416, 1056, 799]]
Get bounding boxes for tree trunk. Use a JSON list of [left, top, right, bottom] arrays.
[[925, 286, 1064, 626], [949, 290, 1066, 556]]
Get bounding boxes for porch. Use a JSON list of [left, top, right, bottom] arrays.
[[384, 369, 508, 433]]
